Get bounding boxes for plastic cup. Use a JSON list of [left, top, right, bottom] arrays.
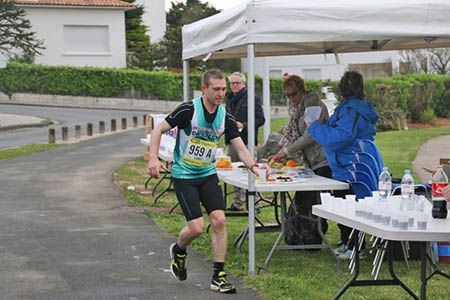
[[416, 213, 428, 230], [391, 212, 399, 228], [320, 193, 330, 209], [373, 207, 382, 223], [408, 216, 415, 228], [372, 191, 380, 202], [398, 214, 409, 230], [258, 169, 266, 183]]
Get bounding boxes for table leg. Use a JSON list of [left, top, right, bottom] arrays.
[[317, 217, 341, 271], [387, 242, 418, 300], [334, 231, 360, 299], [420, 242, 427, 300], [263, 192, 287, 270]]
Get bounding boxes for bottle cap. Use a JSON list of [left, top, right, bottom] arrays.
[[405, 169, 410, 174], [383, 167, 388, 172]]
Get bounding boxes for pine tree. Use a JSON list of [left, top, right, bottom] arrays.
[[0, 0, 45, 60], [160, 0, 240, 72], [123, 0, 158, 70]]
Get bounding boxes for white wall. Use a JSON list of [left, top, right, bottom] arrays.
[[22, 7, 127, 68], [136, 0, 166, 42], [242, 51, 401, 80]]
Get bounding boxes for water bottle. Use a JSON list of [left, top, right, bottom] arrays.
[[378, 166, 392, 202], [400, 170, 415, 211], [431, 165, 448, 219]]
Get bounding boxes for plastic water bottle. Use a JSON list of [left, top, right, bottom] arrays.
[[431, 165, 448, 219], [400, 170, 415, 211], [378, 167, 392, 202]]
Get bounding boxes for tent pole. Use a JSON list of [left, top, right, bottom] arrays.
[[183, 60, 189, 102], [262, 57, 270, 144], [247, 43, 256, 276]]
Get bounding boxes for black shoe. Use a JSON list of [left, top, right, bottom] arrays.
[[226, 204, 243, 211], [210, 271, 236, 293], [169, 243, 187, 281]]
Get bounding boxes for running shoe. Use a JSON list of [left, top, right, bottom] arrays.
[[210, 271, 236, 293], [169, 243, 187, 281]]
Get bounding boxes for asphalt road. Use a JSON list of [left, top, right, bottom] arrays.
[[0, 104, 150, 149], [0, 126, 262, 299]]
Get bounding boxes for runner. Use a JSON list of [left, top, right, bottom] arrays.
[[148, 69, 263, 294]]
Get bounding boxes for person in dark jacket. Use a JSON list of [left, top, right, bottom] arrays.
[[225, 72, 265, 211], [308, 70, 379, 259]]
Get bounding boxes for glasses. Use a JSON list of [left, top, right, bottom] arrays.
[[230, 81, 243, 85], [284, 91, 298, 98]]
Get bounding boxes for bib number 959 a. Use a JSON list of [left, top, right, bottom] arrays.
[[183, 138, 216, 167]]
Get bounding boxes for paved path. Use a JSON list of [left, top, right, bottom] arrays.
[[413, 134, 450, 182], [0, 129, 262, 300]]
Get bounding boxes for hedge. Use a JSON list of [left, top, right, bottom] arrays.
[[1, 63, 448, 121], [0, 63, 326, 104]]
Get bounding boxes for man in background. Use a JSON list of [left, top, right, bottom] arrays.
[[225, 72, 265, 211]]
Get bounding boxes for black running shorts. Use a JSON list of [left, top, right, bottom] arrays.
[[172, 174, 225, 221]]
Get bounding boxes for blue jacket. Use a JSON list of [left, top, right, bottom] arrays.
[[308, 97, 379, 181]]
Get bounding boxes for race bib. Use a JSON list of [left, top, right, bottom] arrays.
[[183, 138, 217, 167]]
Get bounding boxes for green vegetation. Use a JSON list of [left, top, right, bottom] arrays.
[[117, 122, 450, 300], [0, 143, 65, 161]]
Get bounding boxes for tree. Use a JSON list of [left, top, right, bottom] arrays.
[[0, 0, 44, 61], [400, 48, 450, 75], [123, 0, 158, 70], [159, 0, 239, 72]]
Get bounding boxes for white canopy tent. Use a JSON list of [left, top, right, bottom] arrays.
[[181, 0, 450, 275]]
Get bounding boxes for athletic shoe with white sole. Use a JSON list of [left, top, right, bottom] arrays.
[[210, 271, 236, 293], [169, 243, 187, 281]]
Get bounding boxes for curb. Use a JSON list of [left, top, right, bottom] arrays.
[[0, 119, 54, 132]]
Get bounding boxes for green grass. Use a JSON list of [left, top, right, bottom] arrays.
[[0, 143, 65, 161], [118, 121, 450, 300], [375, 126, 450, 181]]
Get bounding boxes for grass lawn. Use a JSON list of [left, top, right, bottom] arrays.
[[117, 121, 450, 300], [0, 143, 65, 161]]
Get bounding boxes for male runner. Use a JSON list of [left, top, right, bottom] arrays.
[[148, 69, 262, 293]]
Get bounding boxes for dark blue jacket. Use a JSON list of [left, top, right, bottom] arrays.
[[308, 96, 379, 181], [225, 88, 265, 145]]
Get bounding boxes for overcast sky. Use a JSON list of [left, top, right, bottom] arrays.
[[165, 0, 246, 11]]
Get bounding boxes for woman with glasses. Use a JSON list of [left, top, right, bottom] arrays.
[[269, 75, 331, 246]]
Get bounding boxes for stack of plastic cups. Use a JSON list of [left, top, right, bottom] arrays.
[[365, 197, 374, 221]]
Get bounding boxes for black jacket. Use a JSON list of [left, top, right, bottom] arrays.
[[225, 88, 265, 145]]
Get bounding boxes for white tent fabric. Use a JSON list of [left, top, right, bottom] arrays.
[[181, 0, 450, 276], [183, 0, 450, 60]]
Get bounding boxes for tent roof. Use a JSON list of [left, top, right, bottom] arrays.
[[182, 0, 450, 60]]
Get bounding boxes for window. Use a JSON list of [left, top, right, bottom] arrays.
[[63, 25, 110, 55], [302, 69, 322, 80]]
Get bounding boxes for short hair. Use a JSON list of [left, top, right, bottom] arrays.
[[282, 75, 305, 93], [202, 69, 224, 87], [228, 72, 246, 83], [338, 71, 365, 99]]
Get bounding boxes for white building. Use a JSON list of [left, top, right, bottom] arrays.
[[242, 51, 402, 81], [12, 0, 133, 68], [136, 0, 166, 43]]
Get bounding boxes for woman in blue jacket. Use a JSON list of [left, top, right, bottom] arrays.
[[308, 71, 379, 258]]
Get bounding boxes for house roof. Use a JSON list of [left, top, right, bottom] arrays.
[[14, 0, 133, 8]]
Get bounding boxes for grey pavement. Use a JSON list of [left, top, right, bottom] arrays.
[[0, 129, 262, 300], [0, 104, 150, 150]]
